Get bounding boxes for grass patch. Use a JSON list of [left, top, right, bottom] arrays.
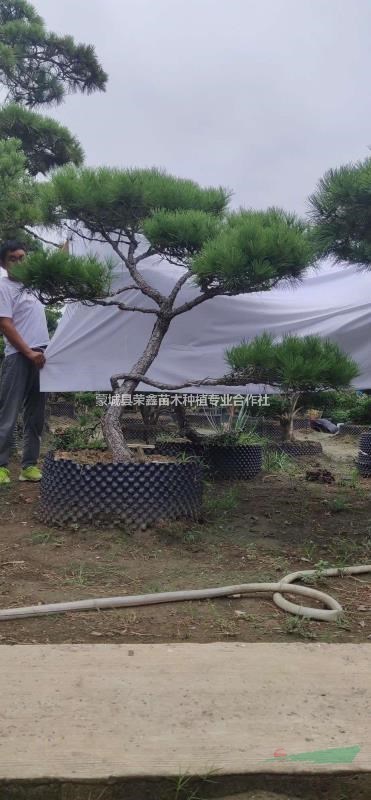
[[64, 564, 89, 587], [327, 495, 352, 513], [203, 486, 239, 514], [327, 535, 371, 567], [30, 530, 61, 545], [182, 529, 203, 546], [263, 449, 298, 475], [283, 615, 318, 640], [170, 770, 218, 800]]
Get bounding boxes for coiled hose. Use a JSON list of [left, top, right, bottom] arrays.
[[0, 564, 370, 622]]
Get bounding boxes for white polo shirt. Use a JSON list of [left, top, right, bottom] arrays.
[[0, 276, 49, 356]]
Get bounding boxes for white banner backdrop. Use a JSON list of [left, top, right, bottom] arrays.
[[3, 246, 371, 392]]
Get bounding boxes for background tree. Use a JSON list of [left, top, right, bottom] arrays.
[[309, 156, 371, 266], [0, 0, 107, 176], [0, 104, 83, 175], [226, 333, 359, 441], [0, 137, 40, 240], [14, 167, 315, 460]]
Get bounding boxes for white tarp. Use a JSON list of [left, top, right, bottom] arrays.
[[2, 243, 371, 391]]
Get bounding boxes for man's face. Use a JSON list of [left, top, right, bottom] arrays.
[[2, 249, 26, 280]]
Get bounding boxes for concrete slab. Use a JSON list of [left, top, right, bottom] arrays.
[[0, 643, 370, 781]]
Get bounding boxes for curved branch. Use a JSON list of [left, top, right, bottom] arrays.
[[100, 231, 166, 307], [168, 269, 193, 303], [171, 287, 221, 317], [64, 224, 131, 247], [23, 228, 62, 248], [109, 370, 257, 392], [92, 299, 159, 314]]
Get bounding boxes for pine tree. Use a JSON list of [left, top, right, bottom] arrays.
[[0, 137, 40, 240], [309, 156, 371, 266], [0, 0, 107, 175], [226, 333, 359, 440], [14, 166, 316, 459]]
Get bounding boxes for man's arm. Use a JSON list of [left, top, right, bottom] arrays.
[[0, 318, 45, 368]]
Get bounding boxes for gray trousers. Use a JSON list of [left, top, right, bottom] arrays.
[[0, 353, 47, 468]]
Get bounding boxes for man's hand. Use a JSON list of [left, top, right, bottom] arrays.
[[0, 318, 46, 366], [27, 351, 46, 369]]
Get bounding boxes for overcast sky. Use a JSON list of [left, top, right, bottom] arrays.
[[35, 0, 371, 215]]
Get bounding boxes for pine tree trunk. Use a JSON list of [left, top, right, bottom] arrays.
[[102, 316, 171, 461], [280, 417, 292, 442], [280, 394, 299, 442]]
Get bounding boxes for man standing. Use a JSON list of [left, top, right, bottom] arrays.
[[0, 241, 49, 484]]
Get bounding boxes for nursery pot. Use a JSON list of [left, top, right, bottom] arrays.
[[204, 443, 263, 480], [356, 453, 371, 477], [271, 440, 323, 457], [359, 432, 371, 455], [338, 424, 371, 437], [155, 440, 263, 480], [154, 441, 201, 458], [47, 401, 76, 419], [39, 451, 204, 527]]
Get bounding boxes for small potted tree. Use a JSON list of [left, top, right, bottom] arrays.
[[225, 333, 359, 456], [15, 168, 315, 525]]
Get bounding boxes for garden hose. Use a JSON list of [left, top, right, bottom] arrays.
[[0, 564, 370, 622]]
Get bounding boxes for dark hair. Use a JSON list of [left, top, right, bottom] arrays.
[[0, 240, 27, 264]]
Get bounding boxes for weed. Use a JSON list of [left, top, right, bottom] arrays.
[[145, 583, 163, 594], [171, 770, 218, 800], [328, 535, 371, 567], [327, 496, 351, 513], [302, 541, 318, 562], [283, 615, 317, 640], [182, 529, 203, 545], [338, 469, 360, 490], [335, 613, 352, 631], [31, 531, 57, 545], [263, 450, 296, 474], [204, 487, 239, 513], [301, 559, 331, 585], [176, 452, 197, 464], [64, 564, 89, 586]]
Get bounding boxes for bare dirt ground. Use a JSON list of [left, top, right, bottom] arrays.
[[0, 431, 370, 647]]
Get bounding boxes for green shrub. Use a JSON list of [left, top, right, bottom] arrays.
[[53, 424, 105, 451]]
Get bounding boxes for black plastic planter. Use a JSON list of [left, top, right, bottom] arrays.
[[272, 441, 323, 457], [204, 444, 263, 480], [155, 441, 263, 480], [359, 433, 371, 455], [357, 455, 371, 477], [155, 441, 201, 458], [294, 418, 311, 431], [47, 401, 76, 419], [338, 424, 371, 437], [39, 451, 204, 527], [247, 418, 311, 438], [253, 420, 282, 440], [356, 435, 371, 476]]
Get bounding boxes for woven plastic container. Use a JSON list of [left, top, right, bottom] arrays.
[[359, 433, 371, 455], [39, 451, 204, 527], [271, 441, 323, 457], [338, 424, 371, 437], [205, 444, 263, 480], [155, 441, 263, 480]]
